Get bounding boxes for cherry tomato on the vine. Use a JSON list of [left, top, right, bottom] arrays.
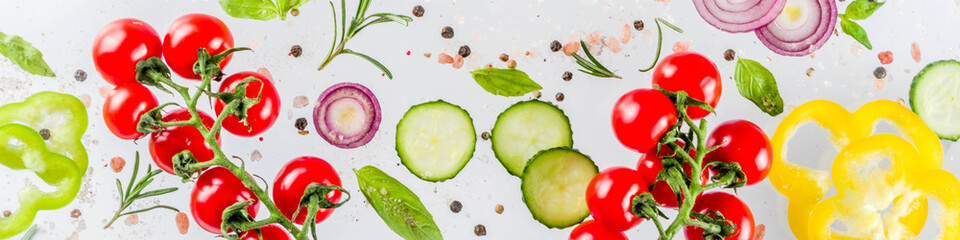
[[585, 167, 647, 232], [103, 84, 158, 139], [612, 88, 678, 153], [273, 156, 343, 225], [704, 120, 772, 186], [239, 224, 295, 240], [93, 18, 163, 86], [637, 143, 708, 208], [651, 52, 721, 120], [163, 14, 234, 80], [150, 109, 220, 174], [191, 166, 260, 234], [683, 192, 754, 240], [569, 220, 628, 240], [214, 71, 281, 137]]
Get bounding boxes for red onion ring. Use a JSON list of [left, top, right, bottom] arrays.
[[313, 82, 381, 149], [755, 0, 837, 56], [693, 0, 787, 33]]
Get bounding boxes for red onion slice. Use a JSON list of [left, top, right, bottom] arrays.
[[693, 0, 787, 33], [313, 82, 381, 149], [755, 0, 837, 56]]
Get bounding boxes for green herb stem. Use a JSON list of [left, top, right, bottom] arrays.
[[639, 18, 683, 73]]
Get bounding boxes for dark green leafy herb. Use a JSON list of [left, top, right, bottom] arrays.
[[734, 58, 784, 116], [843, 0, 885, 20], [0, 32, 55, 77], [355, 166, 442, 240], [104, 152, 179, 229], [571, 41, 621, 79], [840, 17, 872, 50], [218, 0, 307, 21], [469, 68, 543, 97], [318, 0, 412, 79]]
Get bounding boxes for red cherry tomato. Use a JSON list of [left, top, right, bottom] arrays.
[[92, 18, 163, 86], [585, 167, 647, 232], [149, 109, 220, 174], [612, 88, 678, 152], [103, 84, 158, 139], [637, 143, 708, 208], [191, 166, 260, 234], [214, 71, 281, 137], [704, 120, 773, 186], [239, 224, 295, 240], [569, 220, 628, 240], [163, 14, 234, 80], [273, 156, 343, 225], [651, 52, 721, 120], [683, 192, 754, 240]]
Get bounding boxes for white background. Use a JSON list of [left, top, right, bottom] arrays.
[[1, 0, 959, 239]]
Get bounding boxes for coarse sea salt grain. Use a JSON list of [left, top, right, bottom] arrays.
[[619, 24, 631, 44]]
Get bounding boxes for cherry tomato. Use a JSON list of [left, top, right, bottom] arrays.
[[704, 120, 772, 186], [92, 18, 163, 86], [683, 192, 754, 240], [612, 88, 678, 152], [150, 109, 220, 174], [163, 14, 234, 80], [191, 166, 260, 234], [273, 156, 343, 225], [651, 52, 721, 120], [569, 220, 628, 240], [637, 143, 708, 208], [239, 224, 295, 240], [585, 167, 646, 232], [214, 71, 281, 137], [103, 84, 158, 139]]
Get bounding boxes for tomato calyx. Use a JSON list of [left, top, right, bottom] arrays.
[[205, 76, 263, 129], [704, 161, 747, 189], [220, 199, 259, 237], [193, 47, 251, 79], [689, 210, 738, 240], [293, 183, 351, 217]]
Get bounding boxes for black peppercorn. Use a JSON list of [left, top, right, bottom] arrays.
[[458, 45, 471, 58], [441, 26, 454, 39], [723, 49, 736, 61], [561, 71, 573, 81], [38, 128, 50, 140], [873, 66, 887, 79], [481, 132, 490, 140], [412, 5, 425, 17], [290, 8, 300, 17], [474, 224, 486, 236], [294, 117, 308, 131], [499, 54, 509, 62], [555, 92, 565, 102], [289, 45, 303, 58], [74, 69, 87, 82], [450, 200, 462, 213], [633, 20, 644, 31], [550, 40, 562, 52]]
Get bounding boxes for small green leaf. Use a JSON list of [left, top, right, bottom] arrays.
[[0, 32, 55, 77], [219, 0, 281, 20], [355, 166, 443, 240], [734, 58, 784, 116], [840, 17, 872, 50], [843, 0, 885, 20], [469, 68, 543, 97]]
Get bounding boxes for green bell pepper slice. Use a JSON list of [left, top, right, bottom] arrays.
[[0, 91, 88, 170]]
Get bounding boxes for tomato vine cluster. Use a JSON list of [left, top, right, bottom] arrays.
[[93, 14, 347, 240], [572, 52, 773, 240]]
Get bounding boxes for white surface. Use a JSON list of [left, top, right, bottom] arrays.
[[1, 0, 959, 239]]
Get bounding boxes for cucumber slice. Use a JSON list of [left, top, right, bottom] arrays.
[[910, 60, 960, 141], [491, 100, 573, 176], [396, 100, 476, 181], [521, 147, 598, 229]]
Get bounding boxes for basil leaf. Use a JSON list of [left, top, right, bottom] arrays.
[[840, 17, 872, 50], [277, 0, 309, 20], [219, 0, 280, 20], [734, 58, 784, 116], [355, 166, 443, 240], [843, 0, 885, 20], [0, 32, 55, 77], [469, 68, 543, 97]]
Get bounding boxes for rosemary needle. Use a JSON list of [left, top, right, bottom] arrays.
[[639, 18, 684, 72], [571, 40, 622, 79]]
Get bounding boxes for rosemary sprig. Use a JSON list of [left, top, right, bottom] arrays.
[[639, 18, 683, 72], [104, 152, 179, 229], [318, 0, 412, 79], [19, 225, 35, 240], [571, 40, 621, 79]]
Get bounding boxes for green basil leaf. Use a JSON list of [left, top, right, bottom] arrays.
[[0, 32, 55, 77], [355, 166, 443, 240], [734, 58, 784, 116], [840, 17, 872, 50], [277, 0, 309, 20], [469, 68, 543, 97], [219, 0, 280, 20], [844, 0, 885, 20]]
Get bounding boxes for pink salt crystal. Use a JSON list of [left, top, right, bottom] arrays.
[[99, 85, 113, 98], [878, 51, 893, 65], [292, 95, 309, 109], [586, 31, 603, 46], [563, 41, 580, 56], [604, 36, 622, 53], [67, 232, 79, 240], [176, 212, 189, 234], [910, 42, 921, 63], [78, 94, 91, 108], [619, 24, 631, 44], [438, 53, 453, 64], [256, 67, 273, 81], [125, 214, 139, 225], [874, 78, 885, 93], [452, 55, 464, 69], [672, 41, 690, 52], [110, 156, 125, 173]]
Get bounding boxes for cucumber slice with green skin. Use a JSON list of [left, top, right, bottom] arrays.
[[910, 60, 960, 141], [521, 147, 598, 229], [492, 100, 573, 177], [396, 100, 476, 181]]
